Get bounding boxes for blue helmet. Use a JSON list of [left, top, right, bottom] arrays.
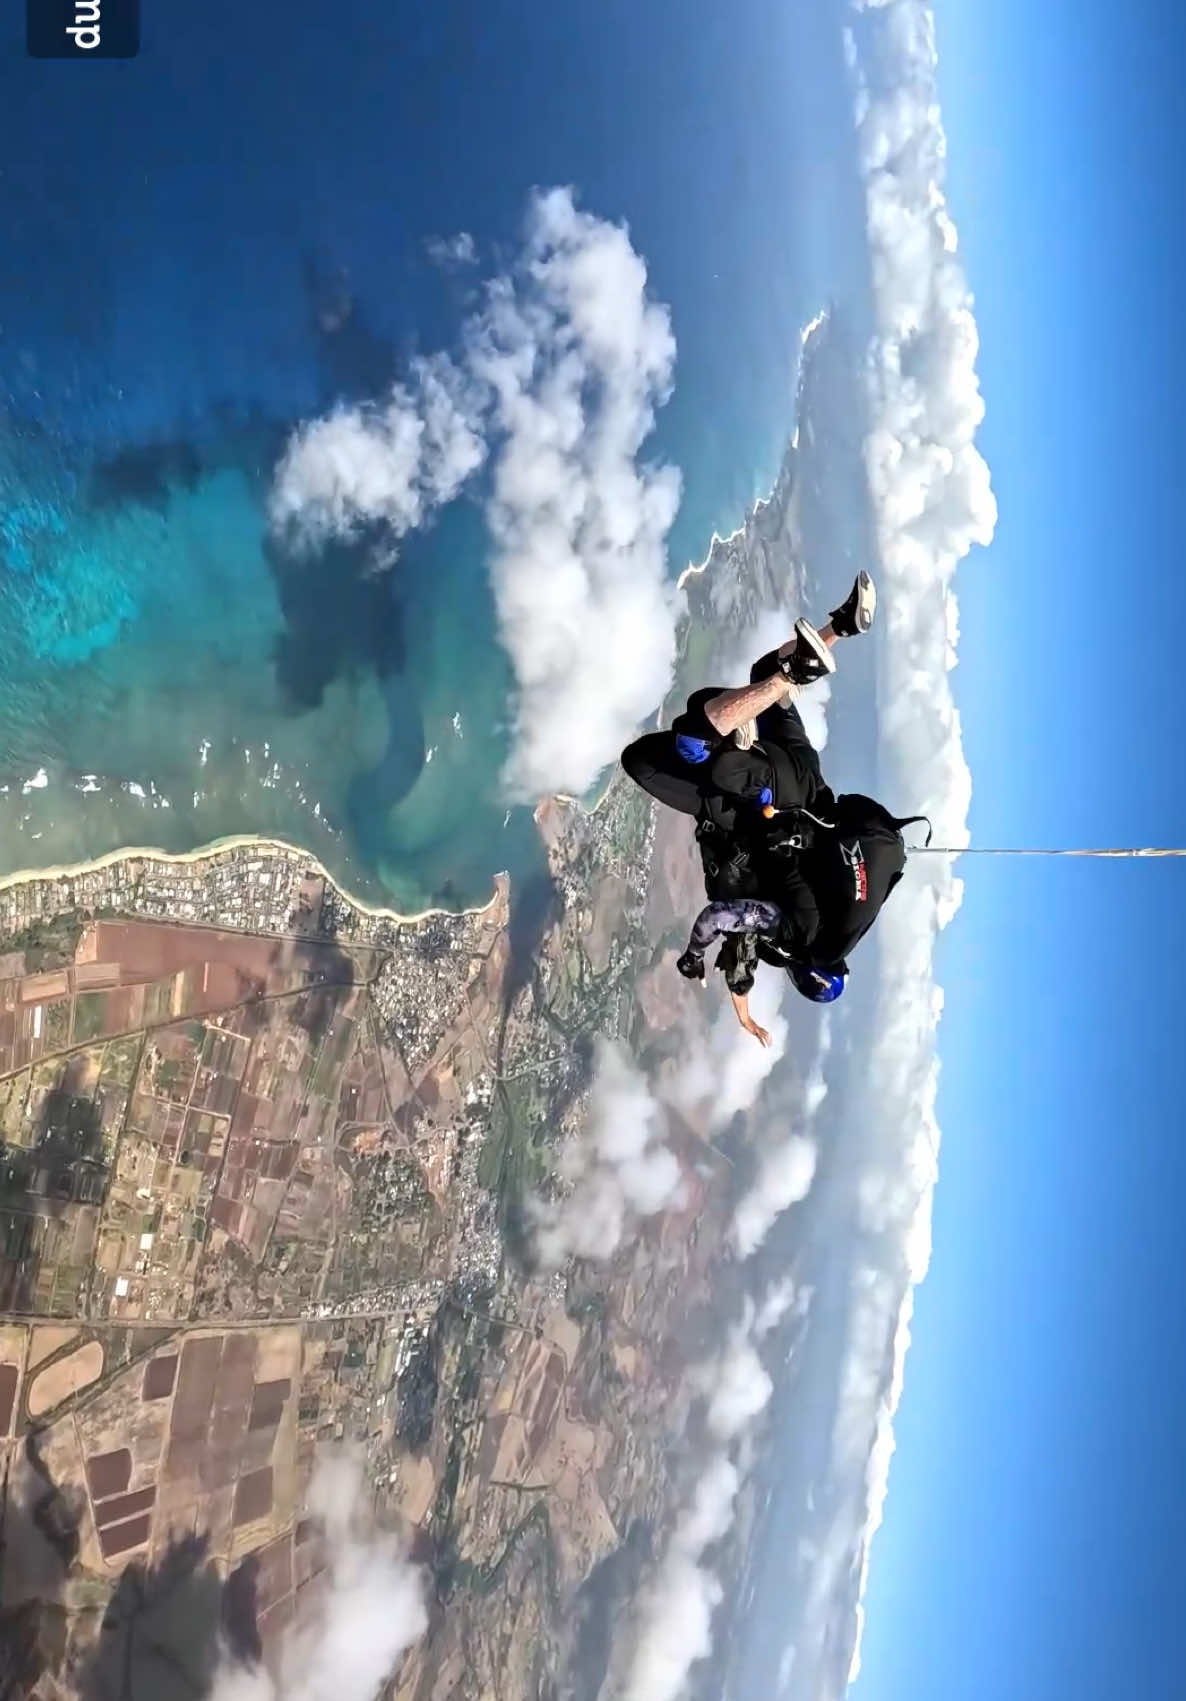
[[789, 964, 846, 1004]]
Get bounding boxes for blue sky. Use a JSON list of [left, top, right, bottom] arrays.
[[858, 1, 1186, 1696]]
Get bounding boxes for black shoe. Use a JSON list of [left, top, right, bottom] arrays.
[[828, 570, 877, 638], [777, 619, 837, 685], [676, 949, 706, 982]]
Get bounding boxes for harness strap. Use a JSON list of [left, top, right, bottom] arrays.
[[892, 813, 933, 847]]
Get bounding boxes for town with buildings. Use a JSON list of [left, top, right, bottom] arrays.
[[0, 768, 739, 1701]]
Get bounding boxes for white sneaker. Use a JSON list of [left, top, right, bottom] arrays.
[[828, 570, 877, 637], [778, 619, 837, 685]]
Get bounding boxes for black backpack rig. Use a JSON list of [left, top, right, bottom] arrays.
[[761, 793, 933, 970]]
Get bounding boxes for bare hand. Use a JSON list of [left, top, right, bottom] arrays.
[[745, 1021, 771, 1048]]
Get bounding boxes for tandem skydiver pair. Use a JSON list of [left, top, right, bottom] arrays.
[[620, 573, 930, 1045]]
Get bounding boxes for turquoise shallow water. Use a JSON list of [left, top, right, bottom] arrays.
[[0, 432, 541, 911], [0, 0, 861, 911]]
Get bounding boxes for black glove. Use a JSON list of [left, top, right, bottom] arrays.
[[676, 950, 706, 982]]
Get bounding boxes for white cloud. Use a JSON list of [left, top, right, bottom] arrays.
[[786, 1266, 909, 1698], [853, 0, 996, 848], [622, 1300, 782, 1701], [668, 967, 790, 1133], [847, 1288, 916, 1685], [272, 187, 682, 802], [529, 1037, 683, 1268], [730, 1027, 830, 1259], [777, 1642, 799, 1695], [210, 1451, 427, 1701], [269, 356, 485, 555], [675, 1452, 744, 1555], [469, 187, 682, 800], [732, 1132, 819, 1261], [620, 1541, 727, 1701], [619, 1458, 740, 1701], [426, 230, 477, 268], [701, 1326, 773, 1443], [754, 1277, 815, 1351], [795, 676, 832, 754], [773, 2, 997, 1686]]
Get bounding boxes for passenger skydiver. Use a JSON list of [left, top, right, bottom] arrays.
[[671, 786, 932, 1044]]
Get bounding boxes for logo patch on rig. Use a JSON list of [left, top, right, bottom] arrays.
[[841, 840, 868, 902]]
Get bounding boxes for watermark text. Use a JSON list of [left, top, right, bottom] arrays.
[[27, 0, 141, 58]]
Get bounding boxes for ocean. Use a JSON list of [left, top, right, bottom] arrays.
[[0, 0, 864, 911]]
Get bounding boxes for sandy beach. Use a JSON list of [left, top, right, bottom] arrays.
[[0, 832, 508, 928]]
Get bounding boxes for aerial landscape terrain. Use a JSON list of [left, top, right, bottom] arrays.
[[0, 678, 719, 1699], [9, 0, 1178, 1683], [0, 387, 831, 1699], [0, 0, 1001, 1684]]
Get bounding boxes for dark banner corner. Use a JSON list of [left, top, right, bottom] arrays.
[[27, 0, 141, 59]]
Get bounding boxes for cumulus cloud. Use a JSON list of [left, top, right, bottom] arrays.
[[269, 356, 486, 555], [530, 1037, 683, 1268], [778, 3, 999, 1684], [469, 187, 682, 799], [795, 676, 832, 754], [733, 1132, 819, 1261], [753, 1274, 807, 1339], [846, 1286, 916, 1685], [853, 0, 996, 848], [620, 1457, 740, 1701], [731, 1031, 829, 1259], [777, 1641, 799, 1695], [675, 1451, 743, 1557], [697, 1311, 774, 1443], [784, 1266, 909, 1699], [272, 186, 682, 802], [426, 230, 477, 268], [210, 1451, 426, 1701], [622, 1306, 777, 1701], [668, 967, 790, 1134]]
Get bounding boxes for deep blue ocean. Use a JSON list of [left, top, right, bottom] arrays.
[[0, 0, 863, 909]]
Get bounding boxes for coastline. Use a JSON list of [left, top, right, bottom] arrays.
[[675, 503, 769, 593], [0, 832, 508, 928], [677, 305, 828, 595], [558, 302, 830, 787], [0, 304, 831, 935]]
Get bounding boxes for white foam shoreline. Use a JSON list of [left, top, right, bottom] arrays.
[[0, 832, 506, 926], [676, 306, 828, 594], [0, 306, 829, 931]]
